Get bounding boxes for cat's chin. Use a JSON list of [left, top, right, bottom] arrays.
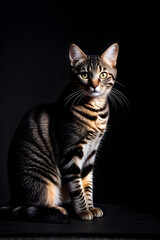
[[89, 92, 102, 97], [87, 90, 106, 98]]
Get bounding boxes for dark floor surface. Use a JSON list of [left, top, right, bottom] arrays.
[[0, 204, 160, 238]]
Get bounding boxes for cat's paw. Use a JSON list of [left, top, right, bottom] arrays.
[[89, 207, 103, 218], [78, 210, 93, 220]]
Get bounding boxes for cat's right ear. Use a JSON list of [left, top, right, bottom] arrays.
[[69, 44, 87, 66]]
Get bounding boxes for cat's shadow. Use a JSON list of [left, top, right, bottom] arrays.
[[62, 203, 79, 220]]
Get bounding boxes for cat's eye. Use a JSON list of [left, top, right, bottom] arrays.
[[80, 72, 89, 79], [99, 72, 108, 79]]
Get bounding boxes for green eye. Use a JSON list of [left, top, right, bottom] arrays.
[[80, 72, 89, 79], [100, 72, 108, 79]]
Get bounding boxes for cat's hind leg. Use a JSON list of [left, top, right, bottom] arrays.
[[45, 180, 68, 216], [7, 179, 69, 223]]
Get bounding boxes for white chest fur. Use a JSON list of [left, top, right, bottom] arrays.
[[76, 134, 103, 170]]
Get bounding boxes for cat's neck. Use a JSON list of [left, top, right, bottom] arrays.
[[86, 94, 108, 111]]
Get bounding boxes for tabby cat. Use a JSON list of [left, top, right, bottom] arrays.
[[3, 43, 119, 223]]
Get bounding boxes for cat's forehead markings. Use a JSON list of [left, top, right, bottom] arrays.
[[80, 66, 88, 72], [78, 57, 107, 74], [87, 64, 93, 72], [97, 63, 102, 73], [87, 57, 98, 72]]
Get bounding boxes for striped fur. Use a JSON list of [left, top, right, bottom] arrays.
[[7, 43, 119, 222]]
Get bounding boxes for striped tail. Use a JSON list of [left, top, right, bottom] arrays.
[[0, 206, 69, 224]]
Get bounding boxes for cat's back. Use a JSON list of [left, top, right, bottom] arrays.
[[8, 102, 58, 170], [11, 102, 55, 143]]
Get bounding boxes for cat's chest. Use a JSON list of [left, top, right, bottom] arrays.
[[84, 136, 100, 157], [71, 104, 109, 134], [77, 134, 102, 169]]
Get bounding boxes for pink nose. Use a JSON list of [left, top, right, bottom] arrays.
[[91, 82, 99, 89]]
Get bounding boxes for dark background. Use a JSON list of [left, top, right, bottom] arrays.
[[0, 0, 153, 216]]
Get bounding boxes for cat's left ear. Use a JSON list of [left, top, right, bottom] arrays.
[[101, 43, 119, 67], [69, 44, 87, 66]]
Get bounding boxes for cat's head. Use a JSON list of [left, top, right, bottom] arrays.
[[69, 43, 119, 98]]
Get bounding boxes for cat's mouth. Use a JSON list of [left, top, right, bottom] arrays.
[[87, 86, 104, 97]]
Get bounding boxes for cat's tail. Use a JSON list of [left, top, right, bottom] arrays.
[[0, 205, 70, 224]]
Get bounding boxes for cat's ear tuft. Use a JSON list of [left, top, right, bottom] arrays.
[[101, 43, 119, 67], [69, 44, 87, 66]]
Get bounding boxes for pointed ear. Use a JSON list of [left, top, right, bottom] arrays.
[[101, 43, 119, 67], [69, 44, 87, 66]]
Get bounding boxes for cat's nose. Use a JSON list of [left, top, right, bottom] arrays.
[[91, 81, 99, 89]]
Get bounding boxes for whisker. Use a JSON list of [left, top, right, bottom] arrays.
[[110, 91, 125, 111], [111, 88, 130, 110], [65, 89, 82, 101], [76, 92, 86, 105], [72, 91, 84, 107], [65, 90, 83, 107], [108, 94, 117, 112], [112, 88, 129, 101], [114, 80, 126, 88]]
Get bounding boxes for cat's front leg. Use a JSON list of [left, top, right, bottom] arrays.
[[82, 170, 103, 218], [68, 176, 93, 220], [61, 160, 93, 220]]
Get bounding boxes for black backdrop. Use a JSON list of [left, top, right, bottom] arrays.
[[0, 0, 151, 215]]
